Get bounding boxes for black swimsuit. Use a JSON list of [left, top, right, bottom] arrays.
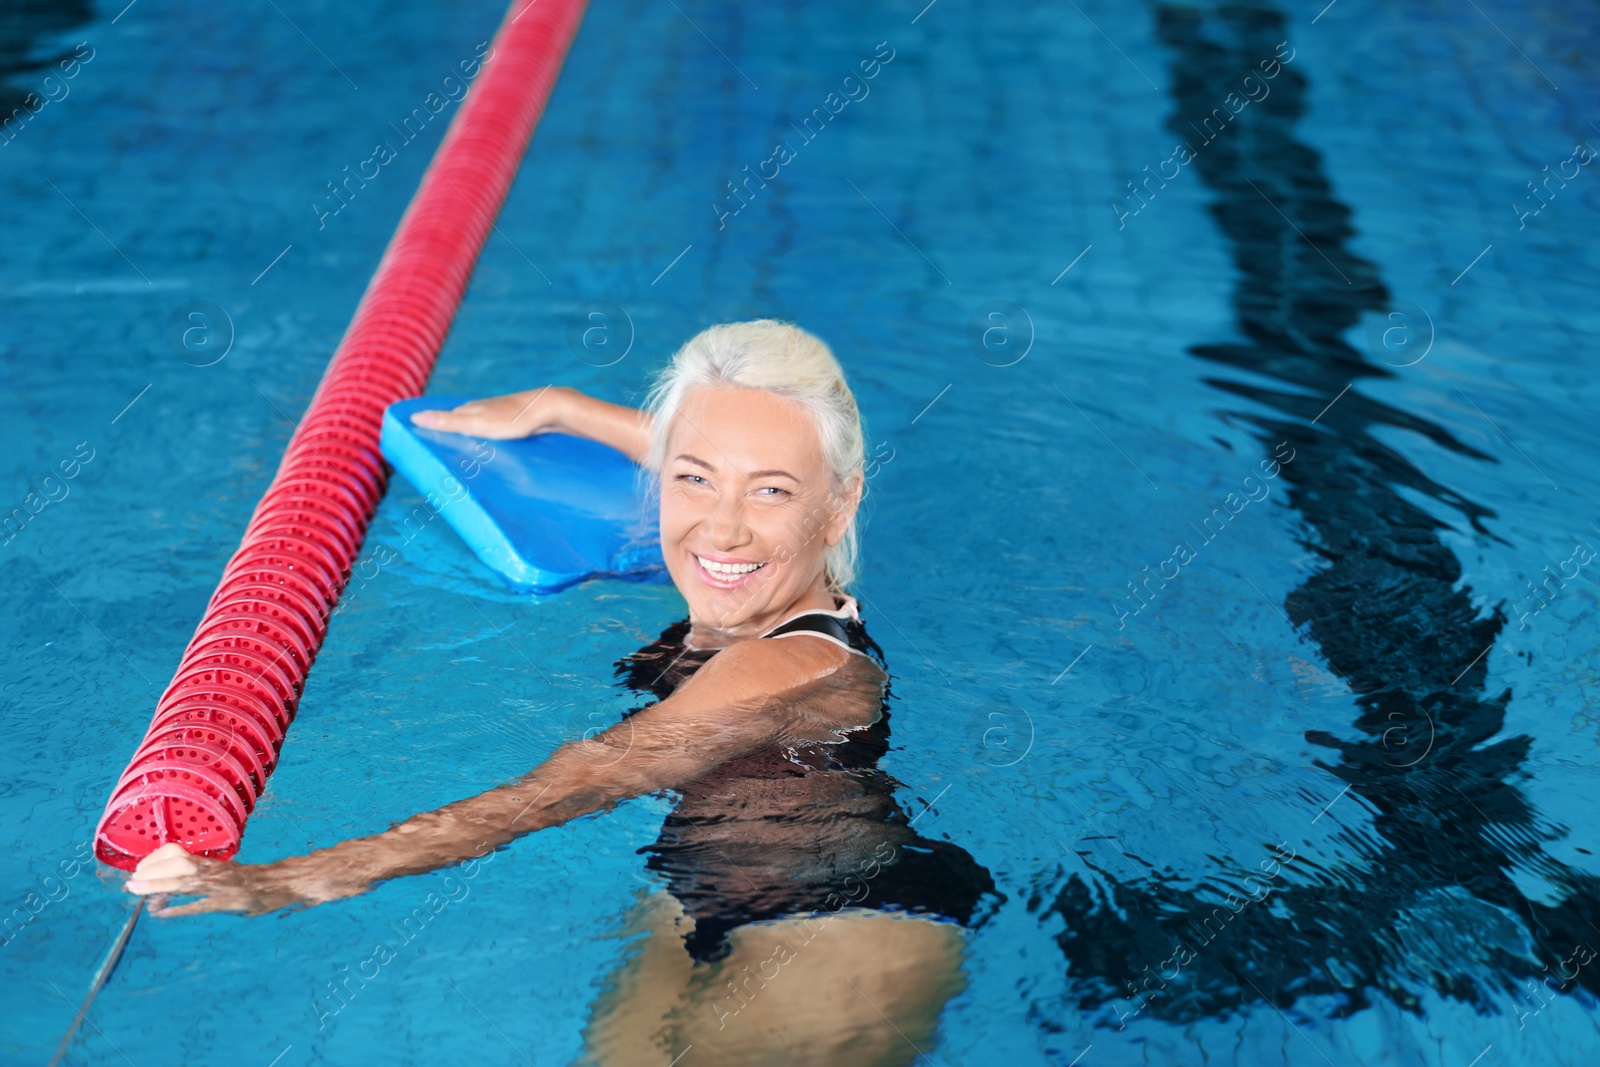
[[614, 596, 1001, 964]]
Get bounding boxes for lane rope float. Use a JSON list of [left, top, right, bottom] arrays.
[[93, 0, 590, 871]]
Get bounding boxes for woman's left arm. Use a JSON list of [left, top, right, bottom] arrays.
[[127, 636, 869, 916]]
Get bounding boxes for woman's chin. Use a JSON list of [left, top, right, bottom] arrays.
[[680, 576, 784, 631], [691, 592, 764, 632]]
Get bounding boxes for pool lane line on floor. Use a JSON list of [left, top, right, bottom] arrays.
[[1037, 0, 1600, 1033]]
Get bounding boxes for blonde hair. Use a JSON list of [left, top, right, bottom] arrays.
[[643, 320, 866, 590]]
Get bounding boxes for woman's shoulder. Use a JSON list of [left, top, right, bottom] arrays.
[[615, 594, 886, 707], [612, 619, 852, 697], [615, 614, 889, 743], [651, 629, 852, 700], [680, 634, 885, 739]]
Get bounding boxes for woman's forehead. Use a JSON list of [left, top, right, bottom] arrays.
[[667, 386, 826, 470]]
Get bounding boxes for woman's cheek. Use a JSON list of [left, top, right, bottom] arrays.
[[762, 514, 808, 565], [659, 515, 690, 554], [658, 495, 710, 567], [657, 489, 691, 538]]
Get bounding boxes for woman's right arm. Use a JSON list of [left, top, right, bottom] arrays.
[[125, 637, 882, 916], [410, 386, 653, 464]]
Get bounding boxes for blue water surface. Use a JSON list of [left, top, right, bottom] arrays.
[[2, 0, 1598, 1064]]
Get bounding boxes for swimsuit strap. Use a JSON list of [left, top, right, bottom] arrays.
[[764, 611, 856, 648], [761, 595, 878, 658]]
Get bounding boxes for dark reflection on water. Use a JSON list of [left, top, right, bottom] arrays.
[[0, 0, 94, 115], [1033, 0, 1599, 1030]]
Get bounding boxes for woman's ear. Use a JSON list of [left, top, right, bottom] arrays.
[[824, 471, 864, 546]]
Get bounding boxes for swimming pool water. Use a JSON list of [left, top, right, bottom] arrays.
[[3, 0, 1598, 1064]]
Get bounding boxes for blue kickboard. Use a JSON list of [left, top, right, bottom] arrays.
[[380, 397, 666, 593]]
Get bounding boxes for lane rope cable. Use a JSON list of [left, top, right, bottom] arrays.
[[46, 901, 142, 1067]]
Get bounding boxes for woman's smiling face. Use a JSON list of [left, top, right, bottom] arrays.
[[658, 385, 858, 640]]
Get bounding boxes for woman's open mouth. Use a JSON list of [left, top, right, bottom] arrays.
[[694, 553, 768, 589]]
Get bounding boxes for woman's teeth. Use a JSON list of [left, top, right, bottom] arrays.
[[697, 555, 766, 577]]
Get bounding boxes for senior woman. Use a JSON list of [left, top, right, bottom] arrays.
[[127, 320, 997, 1065]]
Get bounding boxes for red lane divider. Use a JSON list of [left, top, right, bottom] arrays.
[[95, 0, 590, 870]]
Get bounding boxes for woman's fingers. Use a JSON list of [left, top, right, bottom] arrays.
[[410, 408, 509, 438], [138, 841, 195, 865], [127, 862, 213, 895], [151, 894, 243, 918], [123, 844, 307, 918], [127, 843, 229, 898], [129, 861, 265, 915], [126, 874, 201, 895], [410, 390, 552, 439], [410, 407, 473, 431], [128, 843, 206, 887]]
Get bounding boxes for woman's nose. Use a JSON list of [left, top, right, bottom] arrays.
[[706, 491, 750, 548]]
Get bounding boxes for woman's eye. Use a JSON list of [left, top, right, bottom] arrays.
[[675, 474, 708, 486], [755, 486, 789, 497]]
